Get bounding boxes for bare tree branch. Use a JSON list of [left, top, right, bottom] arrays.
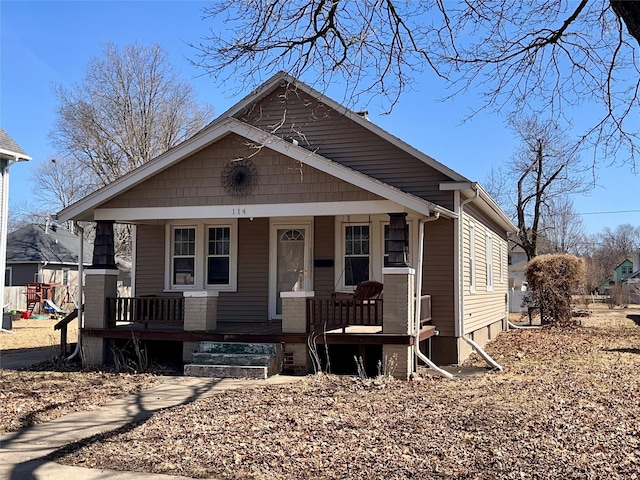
[[194, 0, 640, 167]]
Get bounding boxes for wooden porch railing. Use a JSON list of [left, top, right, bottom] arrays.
[[306, 298, 383, 332], [106, 296, 184, 329], [419, 295, 432, 326], [54, 307, 79, 357]]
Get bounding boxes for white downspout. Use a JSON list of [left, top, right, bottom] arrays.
[[414, 213, 455, 380], [66, 225, 84, 362], [457, 187, 479, 338], [458, 186, 503, 371]]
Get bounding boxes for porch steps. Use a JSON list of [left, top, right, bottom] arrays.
[[184, 341, 283, 380]]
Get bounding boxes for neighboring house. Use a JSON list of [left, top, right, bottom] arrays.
[[57, 72, 517, 379], [0, 128, 31, 316], [614, 259, 635, 284], [600, 258, 636, 293], [5, 223, 93, 311]]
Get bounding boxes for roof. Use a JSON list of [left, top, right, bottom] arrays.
[[614, 258, 633, 270], [6, 224, 93, 265], [57, 72, 515, 232], [0, 128, 32, 162]]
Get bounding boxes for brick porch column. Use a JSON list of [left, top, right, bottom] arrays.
[[382, 267, 415, 380], [82, 269, 119, 366], [281, 291, 314, 374], [182, 291, 218, 362]]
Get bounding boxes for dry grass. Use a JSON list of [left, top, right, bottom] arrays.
[[45, 305, 640, 480], [0, 317, 78, 351]]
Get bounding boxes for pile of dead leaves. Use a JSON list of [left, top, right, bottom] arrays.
[[0, 367, 165, 433], [49, 311, 640, 479]]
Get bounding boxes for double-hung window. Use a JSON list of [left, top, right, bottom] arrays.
[[207, 227, 231, 285], [486, 233, 494, 291], [344, 225, 370, 287], [167, 221, 237, 291], [469, 222, 476, 293], [172, 227, 196, 286]]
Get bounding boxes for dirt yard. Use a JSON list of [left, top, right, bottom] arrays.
[[0, 317, 78, 351]]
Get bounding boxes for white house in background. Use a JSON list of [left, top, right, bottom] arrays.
[[0, 128, 31, 319]]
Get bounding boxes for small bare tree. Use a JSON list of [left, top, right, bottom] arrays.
[[539, 197, 586, 256], [507, 118, 588, 260]]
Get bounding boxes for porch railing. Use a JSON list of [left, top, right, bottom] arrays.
[[306, 298, 383, 332], [106, 296, 184, 329], [418, 295, 432, 326]]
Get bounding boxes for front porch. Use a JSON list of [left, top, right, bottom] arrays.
[[81, 268, 435, 379]]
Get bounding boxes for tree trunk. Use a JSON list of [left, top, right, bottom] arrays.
[[611, 1, 640, 46]]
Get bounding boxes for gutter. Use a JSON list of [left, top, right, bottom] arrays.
[[414, 213, 455, 380]]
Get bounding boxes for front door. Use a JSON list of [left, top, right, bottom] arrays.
[[270, 221, 312, 318]]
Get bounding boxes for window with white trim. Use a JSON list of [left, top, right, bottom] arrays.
[[172, 227, 196, 286], [469, 222, 476, 293], [207, 227, 231, 285], [499, 241, 505, 283], [345, 225, 370, 287], [486, 232, 494, 291], [62, 268, 70, 286], [167, 221, 237, 291], [5, 267, 12, 287]]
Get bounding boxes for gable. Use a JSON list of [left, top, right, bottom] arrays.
[[235, 84, 457, 210], [100, 134, 383, 211]]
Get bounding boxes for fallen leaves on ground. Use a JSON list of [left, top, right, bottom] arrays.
[[0, 367, 165, 433], [46, 308, 640, 480]]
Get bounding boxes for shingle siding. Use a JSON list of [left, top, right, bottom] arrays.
[[101, 135, 382, 210]]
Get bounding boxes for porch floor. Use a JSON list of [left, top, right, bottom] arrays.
[[83, 321, 434, 345]]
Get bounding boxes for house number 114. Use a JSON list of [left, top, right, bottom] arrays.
[[232, 208, 247, 215]]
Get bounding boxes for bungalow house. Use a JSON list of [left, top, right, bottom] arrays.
[[5, 222, 93, 313], [57, 72, 516, 380]]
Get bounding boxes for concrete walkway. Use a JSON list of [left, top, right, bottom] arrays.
[[0, 375, 301, 480], [0, 346, 60, 370]]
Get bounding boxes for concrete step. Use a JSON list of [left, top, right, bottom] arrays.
[[184, 341, 284, 379], [197, 341, 281, 356], [191, 352, 273, 367], [184, 364, 270, 380]]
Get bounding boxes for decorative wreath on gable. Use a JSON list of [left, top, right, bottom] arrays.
[[221, 158, 259, 197]]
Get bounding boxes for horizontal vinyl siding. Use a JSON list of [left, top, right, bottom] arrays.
[[313, 216, 335, 298], [217, 218, 269, 322], [101, 135, 381, 210], [237, 86, 456, 210], [134, 224, 166, 296], [422, 219, 456, 337], [462, 208, 508, 335]]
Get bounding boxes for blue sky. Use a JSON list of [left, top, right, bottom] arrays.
[[1, 0, 638, 235]]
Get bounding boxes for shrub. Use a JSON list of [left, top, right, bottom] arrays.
[[525, 254, 586, 324]]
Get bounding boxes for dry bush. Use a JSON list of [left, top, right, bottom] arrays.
[[525, 254, 586, 323]]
